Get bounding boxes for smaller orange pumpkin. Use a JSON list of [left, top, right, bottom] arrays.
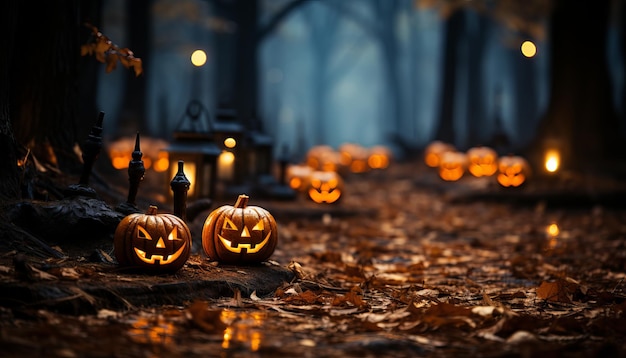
[[114, 205, 192, 272], [306, 145, 339, 172], [367, 145, 392, 170], [424, 141, 456, 168], [438, 151, 467, 181], [497, 155, 530, 187], [286, 164, 313, 192], [202, 194, 278, 264], [466, 146, 498, 177], [307, 170, 343, 204], [339, 143, 370, 173]]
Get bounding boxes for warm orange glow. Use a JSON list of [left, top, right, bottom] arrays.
[[224, 137, 237, 149], [308, 171, 342, 204], [218, 151, 235, 181], [191, 49, 207, 67], [546, 223, 560, 237], [220, 310, 265, 352], [170, 161, 196, 196], [521, 41, 537, 58], [128, 317, 176, 345], [545, 150, 560, 173], [339, 143, 369, 173], [467, 147, 498, 177], [306, 145, 338, 171], [438, 151, 467, 181], [350, 159, 368, 173], [497, 155, 529, 187], [367, 145, 391, 170], [286, 164, 312, 191], [153, 152, 169, 172], [425, 141, 455, 168]]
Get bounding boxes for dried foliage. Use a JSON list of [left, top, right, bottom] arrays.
[[80, 23, 143, 76], [1, 161, 626, 357]]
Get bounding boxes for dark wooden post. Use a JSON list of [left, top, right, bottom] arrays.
[[170, 160, 190, 221]]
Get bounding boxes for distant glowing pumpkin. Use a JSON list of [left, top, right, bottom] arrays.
[[438, 151, 467, 182], [424, 141, 456, 168], [367, 145, 392, 170], [202, 194, 278, 264], [114, 206, 192, 272], [306, 145, 340, 172], [307, 170, 343, 204], [497, 155, 530, 187], [286, 164, 313, 192], [467, 146, 498, 177], [339, 143, 369, 173]]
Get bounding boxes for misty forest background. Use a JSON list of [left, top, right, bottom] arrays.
[[95, 0, 625, 162], [2, 0, 626, 203]]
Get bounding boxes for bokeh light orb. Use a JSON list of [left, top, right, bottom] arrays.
[[191, 49, 207, 67], [521, 41, 537, 58]]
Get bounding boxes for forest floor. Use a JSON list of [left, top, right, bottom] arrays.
[[1, 160, 626, 357]]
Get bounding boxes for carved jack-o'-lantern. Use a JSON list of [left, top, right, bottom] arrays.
[[467, 146, 498, 177], [367, 145, 392, 170], [202, 194, 278, 264], [438, 151, 467, 181], [339, 143, 369, 173], [306, 145, 339, 172], [307, 170, 343, 204], [286, 164, 313, 192], [424, 141, 456, 168], [114, 205, 192, 272], [497, 155, 530, 187]]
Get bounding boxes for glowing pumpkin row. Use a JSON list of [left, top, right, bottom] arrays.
[[285, 166, 344, 204], [113, 195, 278, 272]]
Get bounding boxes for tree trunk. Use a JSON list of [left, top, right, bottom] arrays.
[[11, 0, 83, 173], [118, 0, 151, 134], [434, 10, 466, 146], [0, 0, 20, 201], [529, 0, 622, 173]]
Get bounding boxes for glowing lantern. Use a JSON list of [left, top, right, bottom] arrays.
[[285, 164, 313, 192], [307, 170, 343, 204], [467, 146, 498, 177], [438, 151, 467, 181], [496, 155, 530, 187], [114, 205, 192, 272], [424, 141, 456, 168], [339, 143, 369, 173], [202, 194, 278, 264], [367, 145, 392, 170], [544, 149, 560, 174], [163, 101, 221, 201]]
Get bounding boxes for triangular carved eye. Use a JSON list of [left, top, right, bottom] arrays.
[[138, 226, 152, 240], [252, 220, 264, 231], [223, 217, 238, 231]]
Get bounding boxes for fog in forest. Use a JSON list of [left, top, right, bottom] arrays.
[[96, 0, 624, 161]]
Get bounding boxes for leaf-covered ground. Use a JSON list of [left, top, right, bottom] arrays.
[[1, 161, 626, 357]]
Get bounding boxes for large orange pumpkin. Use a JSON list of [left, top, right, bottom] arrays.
[[114, 205, 192, 272], [202, 194, 278, 264]]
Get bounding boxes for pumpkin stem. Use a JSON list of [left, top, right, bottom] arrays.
[[234, 194, 249, 209], [147, 205, 158, 215]]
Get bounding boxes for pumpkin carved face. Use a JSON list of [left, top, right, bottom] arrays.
[[467, 146, 498, 177], [497, 155, 530, 187], [202, 194, 277, 264], [114, 206, 191, 272], [438, 151, 467, 181], [424, 141, 455, 168], [307, 170, 343, 204]]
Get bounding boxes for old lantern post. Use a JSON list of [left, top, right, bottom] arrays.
[[162, 100, 221, 202]]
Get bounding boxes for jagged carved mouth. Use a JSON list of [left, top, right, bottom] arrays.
[[134, 243, 186, 265], [218, 231, 271, 254]]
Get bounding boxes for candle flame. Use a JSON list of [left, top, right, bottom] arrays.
[[544, 150, 560, 173]]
